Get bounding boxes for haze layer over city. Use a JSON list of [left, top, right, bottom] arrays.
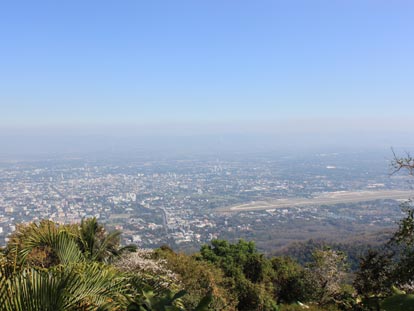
[[1, 1, 414, 251]]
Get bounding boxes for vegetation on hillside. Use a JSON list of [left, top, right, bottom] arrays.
[[1, 153, 414, 310], [1, 205, 413, 311]]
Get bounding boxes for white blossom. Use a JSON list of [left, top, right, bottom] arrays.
[[114, 249, 179, 289]]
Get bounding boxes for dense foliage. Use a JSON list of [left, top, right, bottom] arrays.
[[0, 219, 211, 311], [2, 207, 414, 310]]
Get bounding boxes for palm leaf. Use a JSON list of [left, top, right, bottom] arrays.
[[6, 221, 83, 269], [0, 262, 128, 311]]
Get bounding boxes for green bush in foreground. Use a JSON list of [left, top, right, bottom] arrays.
[[0, 219, 211, 311]]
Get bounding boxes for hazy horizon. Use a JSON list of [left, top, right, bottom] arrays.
[[1, 120, 413, 158], [2, 1, 414, 157]]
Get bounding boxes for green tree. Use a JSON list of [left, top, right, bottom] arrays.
[[271, 256, 312, 304], [387, 201, 414, 290], [77, 217, 136, 263], [351, 150, 414, 310], [199, 239, 277, 311], [354, 249, 393, 311], [156, 247, 238, 310]]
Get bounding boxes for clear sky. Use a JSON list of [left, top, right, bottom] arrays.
[[1, 1, 414, 151]]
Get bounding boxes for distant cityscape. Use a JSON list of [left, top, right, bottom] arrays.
[[0, 151, 412, 251]]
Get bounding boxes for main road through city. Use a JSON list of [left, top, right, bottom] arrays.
[[216, 190, 413, 212]]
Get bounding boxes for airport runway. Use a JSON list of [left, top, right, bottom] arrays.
[[217, 190, 413, 212]]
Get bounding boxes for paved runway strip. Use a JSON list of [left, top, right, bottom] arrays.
[[217, 190, 413, 212]]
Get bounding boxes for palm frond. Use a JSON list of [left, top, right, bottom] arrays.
[[0, 262, 129, 311]]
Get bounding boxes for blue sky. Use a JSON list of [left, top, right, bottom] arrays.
[[1, 1, 414, 134]]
